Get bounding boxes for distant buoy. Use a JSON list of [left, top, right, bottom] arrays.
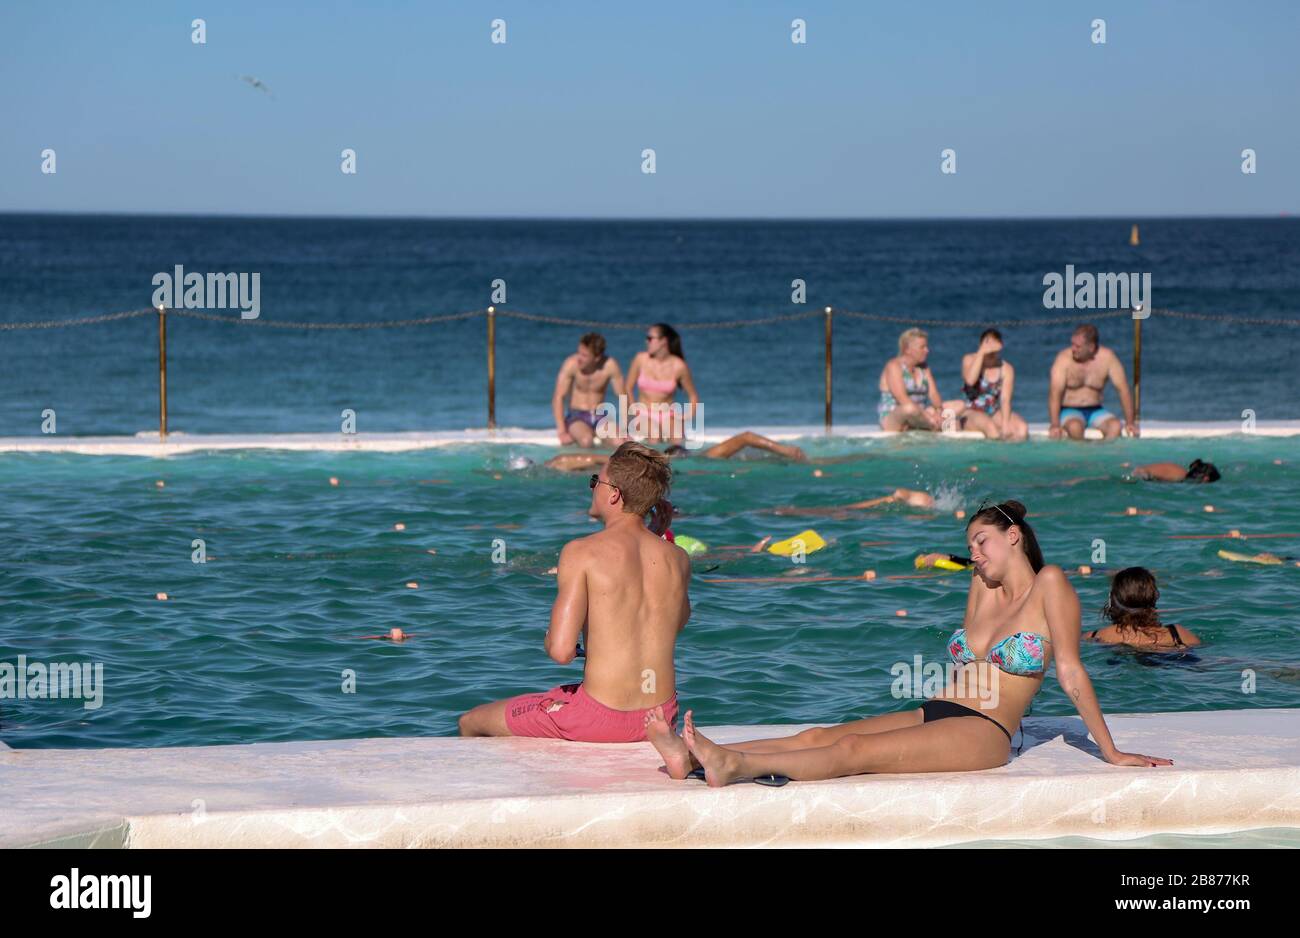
[[1203, 504, 1215, 513], [393, 523, 406, 531], [155, 592, 168, 601], [968, 465, 979, 473], [863, 570, 876, 580], [1125, 506, 1138, 516], [813, 469, 824, 478], [895, 609, 908, 617], [155, 480, 165, 488], [405, 581, 419, 589], [1078, 565, 1092, 576], [427, 548, 437, 555], [1129, 224, 1140, 246], [329, 476, 340, 486], [1229, 529, 1242, 538], [954, 509, 966, 520], [389, 628, 407, 642]]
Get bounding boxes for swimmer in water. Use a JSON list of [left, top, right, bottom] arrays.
[[552, 332, 625, 448], [1084, 567, 1200, 649], [644, 499, 1171, 785], [544, 431, 805, 472], [1132, 459, 1220, 483], [773, 487, 934, 516], [625, 323, 700, 445]]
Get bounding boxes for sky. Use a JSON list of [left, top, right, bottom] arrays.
[[1, 0, 1297, 218]]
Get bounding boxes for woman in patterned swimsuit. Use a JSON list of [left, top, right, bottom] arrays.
[[877, 328, 967, 431], [958, 328, 1028, 441]]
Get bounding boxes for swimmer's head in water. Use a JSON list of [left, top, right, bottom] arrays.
[[508, 456, 535, 471], [599, 440, 672, 521], [1102, 566, 1162, 633], [1185, 459, 1221, 483], [965, 499, 1044, 579]]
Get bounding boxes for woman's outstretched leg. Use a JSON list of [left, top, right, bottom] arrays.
[[645, 707, 923, 780], [681, 711, 1008, 787]]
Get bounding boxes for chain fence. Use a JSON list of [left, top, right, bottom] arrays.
[[3, 306, 1297, 330], [3, 302, 1296, 434]]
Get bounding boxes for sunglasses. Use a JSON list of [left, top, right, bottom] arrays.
[[589, 474, 620, 493]]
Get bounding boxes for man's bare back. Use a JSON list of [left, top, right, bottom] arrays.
[[459, 441, 687, 742], [559, 518, 690, 710]]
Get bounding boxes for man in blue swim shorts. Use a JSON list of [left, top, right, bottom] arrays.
[[1048, 323, 1138, 441]]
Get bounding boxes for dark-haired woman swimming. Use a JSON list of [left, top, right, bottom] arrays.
[[644, 499, 1172, 785], [1085, 566, 1201, 649]]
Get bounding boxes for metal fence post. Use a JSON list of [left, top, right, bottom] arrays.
[[824, 306, 833, 433], [486, 306, 496, 430], [157, 304, 168, 437]]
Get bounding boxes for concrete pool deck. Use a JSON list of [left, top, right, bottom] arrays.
[[3, 708, 1297, 848], [0, 419, 1297, 456]]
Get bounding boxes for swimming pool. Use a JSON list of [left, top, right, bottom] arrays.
[[1, 433, 1296, 749]]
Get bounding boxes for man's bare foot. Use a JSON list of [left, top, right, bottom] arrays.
[[644, 706, 693, 779], [682, 710, 746, 787]]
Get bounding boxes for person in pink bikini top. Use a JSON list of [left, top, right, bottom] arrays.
[[625, 322, 700, 443]]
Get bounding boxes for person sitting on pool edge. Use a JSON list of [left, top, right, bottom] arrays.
[[1132, 459, 1221, 483], [642, 499, 1172, 785], [1048, 323, 1137, 441], [544, 430, 806, 471], [552, 331, 625, 448], [1085, 567, 1201, 649], [458, 441, 689, 742], [878, 327, 967, 432]]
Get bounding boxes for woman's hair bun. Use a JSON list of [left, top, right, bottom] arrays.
[[1002, 500, 1027, 519]]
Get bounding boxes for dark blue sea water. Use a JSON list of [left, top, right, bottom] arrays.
[[1, 214, 1298, 435]]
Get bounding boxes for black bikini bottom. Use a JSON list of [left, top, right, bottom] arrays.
[[921, 699, 1013, 743]]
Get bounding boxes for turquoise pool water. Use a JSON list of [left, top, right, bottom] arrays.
[[1, 434, 1297, 749]]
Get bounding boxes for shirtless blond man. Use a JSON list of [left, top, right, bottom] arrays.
[[458, 442, 689, 743], [552, 332, 625, 447], [1048, 324, 1138, 441]]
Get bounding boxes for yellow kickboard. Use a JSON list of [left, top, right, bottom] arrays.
[[1218, 549, 1283, 565], [768, 529, 827, 556]]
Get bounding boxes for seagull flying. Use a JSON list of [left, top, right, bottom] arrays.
[[239, 75, 274, 98]]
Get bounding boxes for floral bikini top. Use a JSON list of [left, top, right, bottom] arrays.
[[947, 629, 1050, 677]]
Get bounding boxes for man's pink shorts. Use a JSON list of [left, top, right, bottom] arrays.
[[504, 682, 678, 743]]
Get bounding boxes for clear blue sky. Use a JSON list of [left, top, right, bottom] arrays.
[[2, 0, 1296, 217]]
